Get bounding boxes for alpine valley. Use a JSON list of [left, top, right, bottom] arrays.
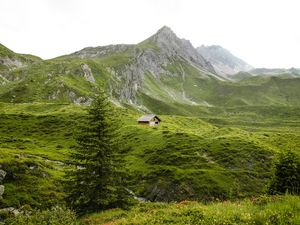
[[0, 26, 300, 224]]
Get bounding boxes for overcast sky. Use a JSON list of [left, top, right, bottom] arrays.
[[1, 0, 299, 68]]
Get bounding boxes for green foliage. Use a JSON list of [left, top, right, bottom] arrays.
[[5, 206, 76, 225], [65, 93, 130, 214], [82, 195, 300, 225], [269, 150, 300, 194], [0, 103, 85, 210], [0, 159, 62, 209], [119, 114, 276, 201], [0, 102, 300, 210]]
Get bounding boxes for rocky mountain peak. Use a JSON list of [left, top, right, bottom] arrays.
[[151, 26, 182, 45], [144, 26, 216, 74], [155, 26, 176, 39]]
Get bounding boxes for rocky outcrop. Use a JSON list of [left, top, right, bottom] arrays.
[[0, 57, 24, 71], [81, 64, 95, 83], [73, 96, 92, 106], [147, 26, 216, 74], [0, 169, 6, 199], [0, 170, 6, 183], [62, 26, 219, 104], [0, 185, 4, 199], [105, 26, 218, 103], [0, 207, 20, 216]]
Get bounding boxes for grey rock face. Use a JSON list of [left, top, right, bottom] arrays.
[[81, 64, 95, 83], [0, 170, 6, 199], [65, 26, 218, 104], [0, 57, 24, 71], [146, 26, 216, 74], [0, 207, 20, 216], [108, 26, 217, 102], [73, 96, 92, 106], [0, 185, 4, 199], [0, 170, 6, 183], [197, 45, 253, 77]]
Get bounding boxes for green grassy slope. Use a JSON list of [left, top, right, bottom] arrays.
[[1, 43, 300, 112], [82, 195, 300, 225], [120, 114, 275, 201], [0, 59, 110, 103], [0, 44, 41, 62], [0, 103, 84, 209], [0, 43, 41, 77], [139, 60, 300, 110], [1, 103, 299, 211]]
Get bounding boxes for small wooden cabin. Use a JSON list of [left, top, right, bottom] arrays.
[[137, 114, 161, 126]]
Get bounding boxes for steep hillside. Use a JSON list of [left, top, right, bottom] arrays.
[[0, 27, 223, 107], [0, 59, 105, 104], [1, 28, 300, 113], [197, 45, 253, 77], [0, 43, 41, 78]]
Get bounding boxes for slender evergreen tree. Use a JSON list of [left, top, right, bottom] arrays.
[[65, 92, 129, 213], [269, 150, 300, 195]]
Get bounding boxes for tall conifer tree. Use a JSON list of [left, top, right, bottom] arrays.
[[65, 92, 129, 213]]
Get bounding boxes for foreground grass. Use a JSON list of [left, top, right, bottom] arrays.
[[81, 195, 300, 225]]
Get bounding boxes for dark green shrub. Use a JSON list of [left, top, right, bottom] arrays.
[[269, 150, 300, 195]]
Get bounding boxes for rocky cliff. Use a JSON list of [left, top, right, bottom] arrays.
[[0, 169, 6, 199], [62, 26, 220, 104]]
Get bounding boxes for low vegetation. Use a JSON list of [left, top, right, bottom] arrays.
[[0, 102, 299, 223], [5, 206, 76, 225], [82, 195, 300, 225]]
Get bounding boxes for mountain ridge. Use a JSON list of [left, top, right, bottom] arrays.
[[197, 45, 253, 77], [1, 27, 300, 112]]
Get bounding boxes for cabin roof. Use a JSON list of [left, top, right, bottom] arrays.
[[137, 114, 161, 122]]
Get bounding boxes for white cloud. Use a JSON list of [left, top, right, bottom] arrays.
[[0, 0, 299, 68]]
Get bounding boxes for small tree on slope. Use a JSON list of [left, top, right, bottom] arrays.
[[269, 150, 300, 195], [65, 92, 129, 214]]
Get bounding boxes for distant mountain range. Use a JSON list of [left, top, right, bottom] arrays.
[[197, 45, 253, 77], [1, 26, 300, 113]]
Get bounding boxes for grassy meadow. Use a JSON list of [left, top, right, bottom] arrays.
[[81, 195, 300, 225], [0, 102, 299, 224]]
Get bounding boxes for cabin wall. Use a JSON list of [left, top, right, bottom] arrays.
[[149, 121, 155, 126], [138, 121, 149, 125]]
